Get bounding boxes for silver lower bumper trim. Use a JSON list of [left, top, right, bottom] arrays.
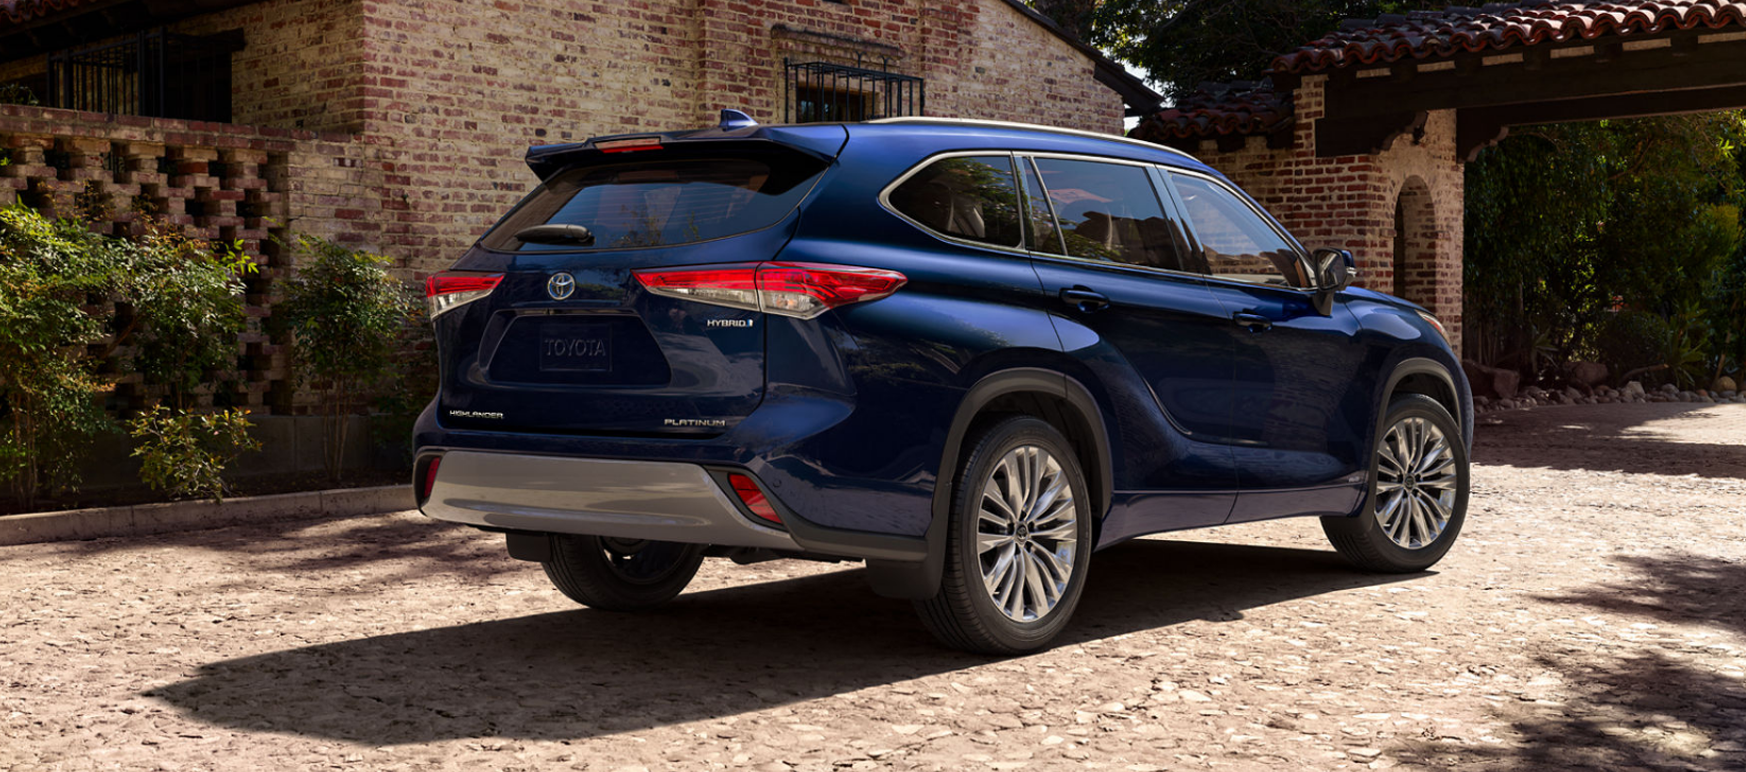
[[421, 451, 797, 550]]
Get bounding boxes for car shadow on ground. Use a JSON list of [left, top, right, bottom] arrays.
[[39, 514, 526, 588], [1473, 403, 1746, 480], [1397, 553, 1746, 771], [148, 539, 1415, 745]]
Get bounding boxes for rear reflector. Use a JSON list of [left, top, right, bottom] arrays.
[[728, 473, 781, 525], [634, 262, 906, 319], [425, 273, 503, 320], [420, 456, 441, 503]]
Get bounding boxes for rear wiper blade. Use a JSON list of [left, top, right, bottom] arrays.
[[516, 224, 595, 246]]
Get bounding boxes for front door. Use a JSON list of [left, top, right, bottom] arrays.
[[1164, 171, 1372, 523]]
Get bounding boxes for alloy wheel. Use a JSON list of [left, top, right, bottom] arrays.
[[1373, 416, 1459, 549], [976, 445, 1080, 622]]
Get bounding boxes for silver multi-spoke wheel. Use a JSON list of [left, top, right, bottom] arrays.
[[1373, 415, 1459, 549], [918, 416, 1091, 654], [976, 445, 1080, 622]]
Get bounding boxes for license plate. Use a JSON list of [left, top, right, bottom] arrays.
[[540, 323, 612, 372]]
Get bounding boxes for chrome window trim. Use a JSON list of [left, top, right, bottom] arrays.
[[878, 150, 1032, 256], [1164, 168, 1319, 296], [1027, 249, 1210, 286], [866, 117, 1199, 161]]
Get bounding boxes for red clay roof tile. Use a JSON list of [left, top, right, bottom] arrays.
[[1129, 80, 1292, 144], [1275, 1, 1746, 73], [1, 0, 92, 27]]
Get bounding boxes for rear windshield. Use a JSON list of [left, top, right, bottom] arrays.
[[483, 151, 828, 252]]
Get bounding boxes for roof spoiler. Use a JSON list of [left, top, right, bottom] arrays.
[[524, 111, 848, 181]]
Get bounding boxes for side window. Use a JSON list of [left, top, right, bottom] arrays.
[[888, 155, 1024, 249], [1018, 157, 1066, 256], [1031, 158, 1183, 270], [1170, 174, 1309, 288]]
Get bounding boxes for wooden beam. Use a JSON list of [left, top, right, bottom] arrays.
[[1316, 111, 1426, 158], [1456, 112, 1510, 162], [1456, 85, 1746, 160], [1325, 37, 1746, 121]]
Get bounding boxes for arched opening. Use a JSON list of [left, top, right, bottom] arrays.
[[1392, 177, 1438, 309]]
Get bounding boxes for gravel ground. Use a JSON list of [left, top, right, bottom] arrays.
[[3, 403, 1744, 772]]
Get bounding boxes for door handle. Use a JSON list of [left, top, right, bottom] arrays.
[[1059, 287, 1110, 313], [1233, 312, 1273, 332]]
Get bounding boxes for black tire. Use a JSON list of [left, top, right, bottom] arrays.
[[542, 535, 705, 611], [916, 416, 1095, 655], [1322, 394, 1470, 573]]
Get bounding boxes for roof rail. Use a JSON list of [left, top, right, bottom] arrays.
[[866, 117, 1197, 160]]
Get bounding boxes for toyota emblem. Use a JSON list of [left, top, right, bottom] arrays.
[[547, 272, 576, 301]]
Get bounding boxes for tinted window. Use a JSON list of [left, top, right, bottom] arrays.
[[483, 154, 824, 252], [889, 155, 1024, 249], [1171, 174, 1308, 288], [1018, 157, 1066, 255], [1031, 158, 1182, 270]]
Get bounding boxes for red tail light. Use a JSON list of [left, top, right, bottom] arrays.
[[634, 262, 906, 319], [728, 473, 781, 525], [425, 273, 503, 320]]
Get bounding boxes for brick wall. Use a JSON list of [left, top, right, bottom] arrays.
[[0, 104, 382, 413], [175, 0, 371, 133], [1181, 77, 1466, 354], [4, 1, 1125, 281], [0, 0, 1129, 413], [350, 0, 1126, 278]]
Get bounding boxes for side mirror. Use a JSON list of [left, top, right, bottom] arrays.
[[1311, 248, 1356, 316]]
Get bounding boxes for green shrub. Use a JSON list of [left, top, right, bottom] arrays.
[[115, 224, 255, 408], [128, 406, 260, 501], [1596, 310, 1672, 384], [0, 83, 37, 107], [0, 205, 125, 505], [0, 205, 260, 507], [275, 235, 415, 481]]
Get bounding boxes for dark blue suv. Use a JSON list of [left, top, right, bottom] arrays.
[[415, 112, 1472, 654]]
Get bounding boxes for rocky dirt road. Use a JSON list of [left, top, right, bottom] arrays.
[[3, 403, 1744, 771]]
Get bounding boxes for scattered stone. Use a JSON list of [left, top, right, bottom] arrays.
[[1566, 361, 1608, 389], [1714, 376, 1738, 393], [1463, 360, 1521, 398]]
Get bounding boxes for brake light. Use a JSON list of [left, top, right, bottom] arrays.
[[728, 473, 781, 525], [634, 262, 907, 319], [425, 273, 503, 320], [595, 137, 663, 153]]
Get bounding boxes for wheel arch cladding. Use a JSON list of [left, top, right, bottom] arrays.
[[865, 367, 1113, 600], [1383, 357, 1470, 448]]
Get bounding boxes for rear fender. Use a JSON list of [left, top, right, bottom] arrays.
[[865, 368, 1112, 599]]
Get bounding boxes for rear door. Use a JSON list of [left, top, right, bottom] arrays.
[[433, 136, 837, 437]]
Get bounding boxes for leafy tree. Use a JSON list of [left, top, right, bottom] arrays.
[[1464, 114, 1746, 384], [1072, 0, 1443, 97], [0, 206, 123, 505], [111, 224, 256, 409], [275, 236, 415, 481]]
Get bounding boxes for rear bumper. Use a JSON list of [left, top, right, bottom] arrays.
[[421, 450, 798, 550]]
